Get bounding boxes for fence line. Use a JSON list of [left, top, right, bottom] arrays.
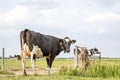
[[74, 46, 78, 68], [2, 48, 5, 71]]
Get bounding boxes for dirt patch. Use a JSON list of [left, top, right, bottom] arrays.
[[11, 67, 60, 75]]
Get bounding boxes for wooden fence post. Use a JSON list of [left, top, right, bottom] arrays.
[[74, 46, 78, 68], [2, 48, 5, 71], [99, 52, 101, 61]]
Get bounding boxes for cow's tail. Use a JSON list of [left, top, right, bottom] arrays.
[[20, 29, 29, 50], [20, 29, 29, 76]]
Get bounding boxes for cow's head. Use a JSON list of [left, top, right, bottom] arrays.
[[60, 37, 76, 53], [93, 48, 101, 54]]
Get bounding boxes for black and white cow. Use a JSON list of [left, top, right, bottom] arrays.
[[74, 46, 88, 58], [14, 55, 21, 60], [75, 47, 101, 59], [88, 48, 101, 59], [20, 29, 76, 76], [89, 48, 101, 56]]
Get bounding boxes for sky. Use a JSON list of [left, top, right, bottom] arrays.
[[0, 0, 120, 58]]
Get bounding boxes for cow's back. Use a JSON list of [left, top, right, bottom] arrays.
[[20, 29, 61, 57]]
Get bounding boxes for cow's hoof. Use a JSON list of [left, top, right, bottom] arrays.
[[48, 74, 50, 76], [23, 73, 27, 76], [34, 73, 38, 76]]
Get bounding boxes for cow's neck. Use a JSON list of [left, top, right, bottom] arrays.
[[58, 43, 64, 53]]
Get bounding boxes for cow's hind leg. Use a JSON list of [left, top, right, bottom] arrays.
[[31, 54, 37, 76], [21, 52, 27, 76]]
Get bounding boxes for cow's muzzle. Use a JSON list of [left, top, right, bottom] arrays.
[[66, 49, 70, 53]]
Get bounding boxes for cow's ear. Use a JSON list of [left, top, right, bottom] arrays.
[[59, 39, 64, 49], [71, 40, 76, 44], [59, 39, 63, 45]]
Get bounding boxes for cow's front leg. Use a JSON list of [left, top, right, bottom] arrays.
[[31, 54, 37, 75], [46, 57, 55, 76], [21, 52, 27, 76], [46, 58, 51, 76]]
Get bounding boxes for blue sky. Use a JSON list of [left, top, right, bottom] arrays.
[[0, 0, 120, 58]]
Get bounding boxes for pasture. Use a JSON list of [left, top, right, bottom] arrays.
[[0, 58, 120, 80]]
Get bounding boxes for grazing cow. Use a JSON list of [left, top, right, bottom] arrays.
[[14, 55, 21, 60], [20, 29, 76, 76]]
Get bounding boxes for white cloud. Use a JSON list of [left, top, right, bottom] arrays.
[[0, 28, 19, 37], [0, 13, 3, 25], [0, 0, 120, 58], [0, 0, 120, 35], [98, 27, 107, 34], [0, 5, 29, 27], [85, 13, 120, 34], [89, 13, 120, 23]]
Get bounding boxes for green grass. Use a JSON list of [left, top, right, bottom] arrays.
[[59, 59, 120, 78], [0, 71, 14, 75], [0, 75, 119, 80], [88, 63, 120, 78], [0, 58, 73, 70], [0, 58, 120, 80]]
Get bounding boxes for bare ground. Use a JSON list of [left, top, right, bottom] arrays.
[[10, 67, 60, 75]]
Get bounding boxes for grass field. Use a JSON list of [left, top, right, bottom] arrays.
[[0, 58, 120, 80]]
